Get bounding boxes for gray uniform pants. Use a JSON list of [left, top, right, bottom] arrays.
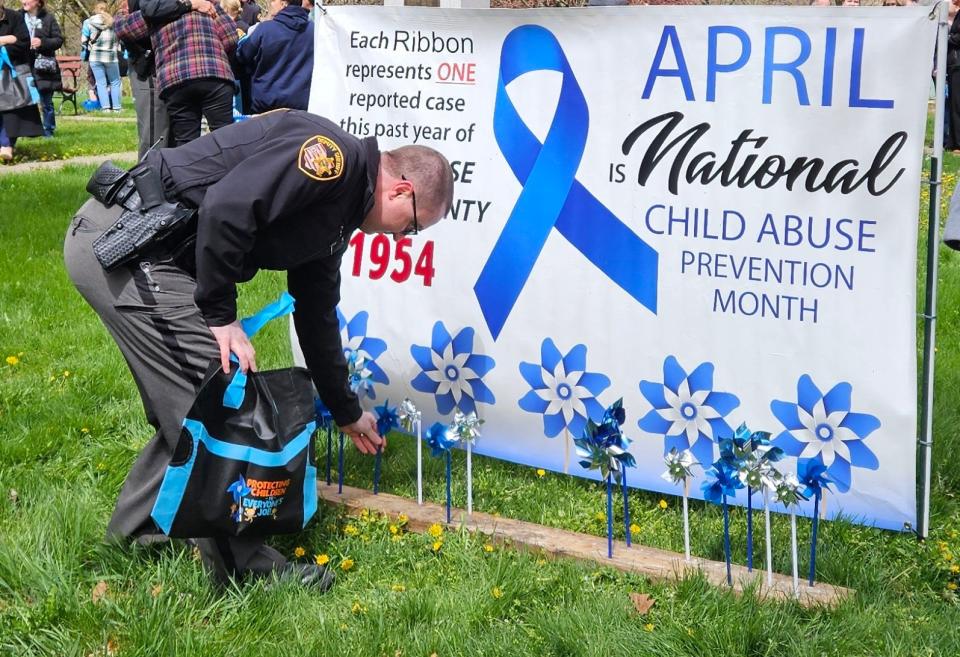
[[130, 73, 169, 160], [63, 198, 285, 575]]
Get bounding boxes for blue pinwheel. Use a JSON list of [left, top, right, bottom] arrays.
[[375, 400, 400, 437], [638, 356, 740, 467], [337, 309, 390, 399], [798, 459, 833, 586], [410, 321, 496, 415], [518, 338, 610, 441], [702, 460, 744, 585], [770, 375, 880, 493], [425, 421, 459, 457], [226, 474, 251, 522]]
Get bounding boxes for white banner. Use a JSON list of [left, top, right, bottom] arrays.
[[305, 6, 937, 530]]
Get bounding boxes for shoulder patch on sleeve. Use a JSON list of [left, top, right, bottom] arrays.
[[298, 135, 345, 182]]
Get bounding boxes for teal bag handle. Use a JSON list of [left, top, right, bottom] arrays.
[[0, 47, 17, 76], [222, 292, 296, 409]]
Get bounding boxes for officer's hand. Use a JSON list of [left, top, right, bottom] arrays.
[[209, 321, 258, 374], [340, 412, 385, 455]]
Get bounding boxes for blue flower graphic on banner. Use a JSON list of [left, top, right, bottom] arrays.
[[410, 321, 496, 415], [337, 309, 389, 399], [638, 356, 741, 467], [770, 375, 880, 494], [518, 338, 610, 440]]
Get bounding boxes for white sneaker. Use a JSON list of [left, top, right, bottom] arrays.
[[0, 146, 12, 161]]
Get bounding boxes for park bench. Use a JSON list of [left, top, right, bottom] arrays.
[[55, 55, 82, 116]]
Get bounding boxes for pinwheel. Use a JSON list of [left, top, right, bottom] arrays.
[[702, 460, 744, 586], [798, 459, 833, 586], [347, 351, 375, 397], [451, 410, 482, 515], [426, 421, 460, 523], [398, 398, 423, 504], [661, 448, 697, 561], [373, 401, 400, 494], [314, 398, 335, 486], [773, 473, 808, 597], [575, 399, 635, 558], [726, 424, 783, 572], [226, 475, 251, 523]]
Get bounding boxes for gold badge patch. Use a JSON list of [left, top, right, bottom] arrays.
[[298, 135, 344, 181]]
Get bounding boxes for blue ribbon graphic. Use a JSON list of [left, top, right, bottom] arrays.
[[474, 25, 659, 340]]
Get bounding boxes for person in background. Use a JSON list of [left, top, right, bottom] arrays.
[[82, 2, 122, 112], [947, 0, 960, 152], [115, 0, 238, 146], [20, 0, 62, 137], [219, 0, 249, 115], [0, 0, 42, 161], [240, 0, 258, 26], [236, 0, 311, 113]]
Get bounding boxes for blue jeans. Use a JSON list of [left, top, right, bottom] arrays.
[[40, 89, 55, 136], [0, 114, 15, 148], [90, 61, 122, 111]]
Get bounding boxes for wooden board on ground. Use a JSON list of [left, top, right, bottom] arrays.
[[318, 483, 853, 607]]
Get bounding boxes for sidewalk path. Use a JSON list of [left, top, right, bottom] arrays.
[[0, 151, 137, 175]]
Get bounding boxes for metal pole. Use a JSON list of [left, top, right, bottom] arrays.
[[918, 0, 949, 539]]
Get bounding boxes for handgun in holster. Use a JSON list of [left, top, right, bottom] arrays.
[[87, 160, 196, 272]]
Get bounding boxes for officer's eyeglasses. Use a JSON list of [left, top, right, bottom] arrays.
[[399, 175, 419, 236]]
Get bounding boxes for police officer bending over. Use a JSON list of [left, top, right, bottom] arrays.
[[64, 109, 454, 588]]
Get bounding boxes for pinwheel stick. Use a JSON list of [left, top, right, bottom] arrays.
[[337, 432, 344, 495], [622, 470, 631, 548], [416, 420, 423, 506], [790, 511, 799, 598], [373, 446, 382, 494], [722, 494, 732, 586], [445, 450, 452, 524], [764, 490, 773, 586], [683, 479, 691, 562], [326, 429, 332, 486], [466, 440, 473, 516], [809, 490, 821, 587], [606, 474, 614, 559], [747, 487, 754, 572], [563, 428, 571, 474]]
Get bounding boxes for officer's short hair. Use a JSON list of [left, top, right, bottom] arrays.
[[383, 146, 455, 221]]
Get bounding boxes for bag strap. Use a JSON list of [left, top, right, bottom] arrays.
[[0, 47, 16, 76], [222, 292, 296, 409]]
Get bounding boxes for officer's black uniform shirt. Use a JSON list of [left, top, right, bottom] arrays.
[[146, 109, 376, 426]]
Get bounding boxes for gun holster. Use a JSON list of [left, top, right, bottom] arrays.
[[87, 160, 196, 272]]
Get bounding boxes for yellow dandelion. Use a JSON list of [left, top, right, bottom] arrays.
[[341, 558, 355, 571], [344, 524, 359, 536], [389, 524, 399, 535], [315, 553, 330, 566], [428, 523, 443, 539], [351, 602, 366, 614], [630, 523, 641, 535], [360, 508, 370, 519], [536, 468, 546, 478], [81, 427, 90, 434], [948, 582, 958, 591], [391, 584, 406, 592], [63, 370, 70, 377], [293, 546, 305, 558], [594, 512, 605, 522], [644, 623, 655, 632], [5, 356, 19, 366], [491, 586, 503, 599], [658, 499, 668, 510], [397, 513, 408, 524], [950, 565, 959, 574], [483, 544, 494, 553], [432, 540, 443, 552]]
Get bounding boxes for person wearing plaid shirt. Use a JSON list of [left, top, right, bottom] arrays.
[[116, 0, 238, 146]]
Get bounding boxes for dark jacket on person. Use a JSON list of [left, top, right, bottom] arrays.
[[20, 7, 63, 92], [0, 7, 29, 66], [235, 6, 312, 113], [139, 109, 377, 425], [0, 7, 43, 139]]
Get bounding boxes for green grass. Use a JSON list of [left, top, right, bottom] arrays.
[[0, 118, 137, 166], [1, 157, 960, 656]]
